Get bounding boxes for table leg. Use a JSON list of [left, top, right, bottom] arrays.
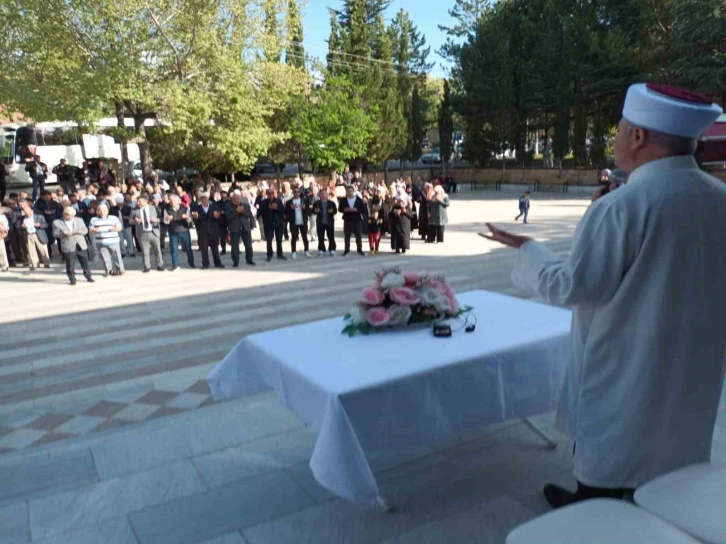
[[377, 495, 397, 513], [522, 418, 558, 449]]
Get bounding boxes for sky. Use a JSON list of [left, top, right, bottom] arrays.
[[302, 0, 457, 78]]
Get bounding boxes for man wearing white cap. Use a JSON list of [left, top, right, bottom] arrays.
[[482, 83, 726, 508]]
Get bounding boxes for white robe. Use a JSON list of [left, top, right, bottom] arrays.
[[512, 155, 726, 489]]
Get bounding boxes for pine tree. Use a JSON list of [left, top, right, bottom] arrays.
[[438, 80, 454, 172], [327, 9, 342, 74], [285, 0, 305, 70]]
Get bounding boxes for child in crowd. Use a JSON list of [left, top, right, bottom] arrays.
[[367, 208, 383, 254]]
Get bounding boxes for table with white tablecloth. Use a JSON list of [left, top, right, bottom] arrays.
[[207, 290, 572, 506]]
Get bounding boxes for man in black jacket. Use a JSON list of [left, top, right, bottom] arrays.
[[260, 186, 286, 262], [339, 185, 365, 256], [25, 155, 47, 201], [313, 188, 337, 257], [163, 194, 196, 271], [52, 159, 77, 194], [191, 193, 224, 268], [284, 186, 311, 259], [223, 192, 255, 267]]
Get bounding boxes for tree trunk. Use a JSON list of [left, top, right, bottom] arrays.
[[134, 116, 152, 179], [275, 164, 282, 179], [114, 102, 129, 181], [296, 142, 303, 178]]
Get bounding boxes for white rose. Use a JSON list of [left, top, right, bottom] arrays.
[[380, 272, 406, 289], [349, 304, 366, 325], [388, 304, 412, 326], [420, 287, 449, 314]]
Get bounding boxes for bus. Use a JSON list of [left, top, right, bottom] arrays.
[[1, 119, 147, 187]]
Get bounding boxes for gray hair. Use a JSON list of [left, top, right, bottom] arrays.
[[627, 122, 697, 156], [63, 206, 77, 217], [97, 203, 108, 211]]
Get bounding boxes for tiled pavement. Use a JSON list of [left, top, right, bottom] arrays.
[[3, 187, 724, 543], [0, 380, 212, 452]]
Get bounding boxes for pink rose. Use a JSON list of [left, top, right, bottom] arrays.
[[403, 272, 421, 287], [361, 287, 385, 306], [446, 293, 459, 314], [366, 307, 391, 327], [390, 287, 421, 306]]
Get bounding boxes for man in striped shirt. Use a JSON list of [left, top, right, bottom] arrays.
[[90, 204, 125, 276]]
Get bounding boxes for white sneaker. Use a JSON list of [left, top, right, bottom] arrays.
[[305, 251, 311, 258], [291, 252, 297, 260], [329, 250, 336, 257], [318, 250, 324, 257]]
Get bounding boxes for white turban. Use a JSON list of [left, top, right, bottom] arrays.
[[623, 83, 722, 139]]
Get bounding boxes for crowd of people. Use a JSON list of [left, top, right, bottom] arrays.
[[0, 165, 454, 285]]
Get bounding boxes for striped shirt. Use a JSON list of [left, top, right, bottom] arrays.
[[90, 216, 121, 245]]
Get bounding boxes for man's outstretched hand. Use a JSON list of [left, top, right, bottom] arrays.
[[478, 223, 532, 249]]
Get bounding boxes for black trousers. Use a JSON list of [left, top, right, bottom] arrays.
[[0, 179, 6, 203], [219, 223, 227, 253], [343, 220, 362, 252], [291, 224, 309, 253], [197, 228, 222, 267], [427, 226, 445, 243], [317, 223, 336, 252], [231, 229, 254, 264], [62, 248, 91, 282], [265, 221, 284, 257]]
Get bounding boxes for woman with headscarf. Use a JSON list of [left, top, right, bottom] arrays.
[[390, 192, 413, 254], [417, 183, 432, 240], [427, 185, 449, 244]]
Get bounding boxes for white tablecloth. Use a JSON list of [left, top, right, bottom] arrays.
[[207, 290, 572, 505]]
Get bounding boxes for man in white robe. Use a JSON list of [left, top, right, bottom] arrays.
[[483, 83, 725, 509]]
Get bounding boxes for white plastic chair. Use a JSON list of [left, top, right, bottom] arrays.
[[635, 463, 726, 544], [506, 499, 702, 544]]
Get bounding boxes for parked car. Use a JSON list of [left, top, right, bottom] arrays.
[[419, 149, 442, 164], [131, 161, 173, 181]]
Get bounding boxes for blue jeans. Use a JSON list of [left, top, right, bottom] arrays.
[[516, 209, 528, 223], [169, 231, 194, 268], [31, 177, 45, 201]]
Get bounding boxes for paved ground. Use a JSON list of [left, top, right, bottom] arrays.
[[1, 186, 724, 544]]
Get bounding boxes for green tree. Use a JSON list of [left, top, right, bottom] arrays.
[[291, 75, 374, 172], [285, 0, 306, 70], [438, 80, 455, 172]]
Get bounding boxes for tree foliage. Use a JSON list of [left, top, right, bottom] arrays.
[[443, 0, 726, 167]]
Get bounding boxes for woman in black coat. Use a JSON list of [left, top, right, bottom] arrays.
[[416, 184, 432, 240], [390, 199, 412, 254]]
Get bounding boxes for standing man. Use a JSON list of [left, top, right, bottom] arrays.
[[339, 185, 365, 256], [307, 180, 318, 242], [132, 196, 164, 272], [26, 155, 48, 201], [225, 191, 255, 267], [0, 210, 9, 272], [163, 194, 196, 271], [20, 204, 50, 269], [260, 186, 286, 262], [33, 190, 61, 257], [90, 204, 125, 276], [285, 185, 311, 259], [120, 193, 136, 258], [482, 83, 725, 509], [514, 191, 531, 223], [191, 192, 224, 269], [52, 207, 93, 285], [52, 158, 77, 194], [313, 188, 337, 257]]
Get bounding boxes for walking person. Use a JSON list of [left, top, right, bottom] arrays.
[[260, 186, 286, 262], [280, 181, 293, 241], [285, 185, 311, 259], [313, 188, 337, 256], [427, 185, 449, 244], [191, 193, 224, 269], [52, 207, 93, 285], [20, 204, 50, 270], [90, 204, 125, 276], [163, 194, 196, 271], [132, 196, 164, 272], [225, 191, 255, 267], [0, 211, 10, 272], [515, 191, 531, 223], [339, 185, 365, 256]]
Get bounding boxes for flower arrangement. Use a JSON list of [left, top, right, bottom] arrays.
[[342, 268, 472, 337]]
